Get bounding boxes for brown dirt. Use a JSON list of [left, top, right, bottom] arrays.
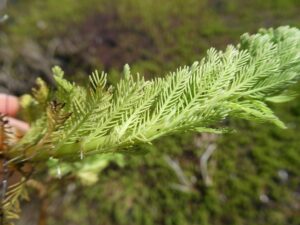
[[55, 12, 157, 72]]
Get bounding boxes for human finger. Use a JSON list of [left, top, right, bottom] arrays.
[[0, 94, 20, 116], [6, 117, 30, 134]]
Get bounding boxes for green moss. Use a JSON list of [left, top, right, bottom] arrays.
[[6, 0, 100, 38]]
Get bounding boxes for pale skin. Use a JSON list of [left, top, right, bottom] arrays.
[[0, 93, 29, 133], [0, 94, 30, 186]]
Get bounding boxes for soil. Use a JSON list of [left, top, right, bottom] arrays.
[[55, 12, 157, 72]]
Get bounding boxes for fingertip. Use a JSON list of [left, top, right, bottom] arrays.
[[0, 94, 20, 116], [6, 117, 30, 133]]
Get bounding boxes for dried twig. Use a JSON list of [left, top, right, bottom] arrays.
[[199, 144, 216, 186]]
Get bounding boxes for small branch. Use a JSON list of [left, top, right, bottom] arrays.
[[164, 155, 194, 193], [199, 144, 216, 186]]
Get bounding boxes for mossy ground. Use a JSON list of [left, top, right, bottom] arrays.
[[2, 0, 300, 225]]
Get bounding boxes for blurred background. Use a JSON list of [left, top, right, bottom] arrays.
[[0, 0, 300, 225]]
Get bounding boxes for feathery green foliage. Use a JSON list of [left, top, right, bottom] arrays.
[[7, 26, 300, 163], [0, 25, 299, 225], [1, 178, 28, 222]]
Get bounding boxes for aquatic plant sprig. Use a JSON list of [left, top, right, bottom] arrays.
[[4, 26, 300, 163]]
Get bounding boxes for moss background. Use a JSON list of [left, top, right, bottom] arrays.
[[0, 0, 299, 225]]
